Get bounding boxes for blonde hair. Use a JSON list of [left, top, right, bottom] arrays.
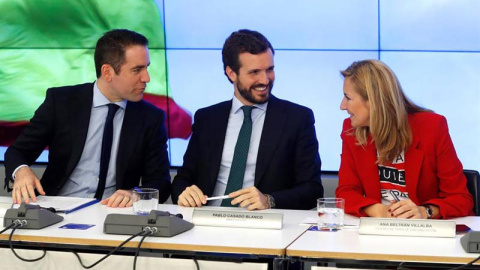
[[341, 60, 430, 164]]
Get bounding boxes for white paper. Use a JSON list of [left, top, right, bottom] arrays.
[[13, 195, 97, 213]]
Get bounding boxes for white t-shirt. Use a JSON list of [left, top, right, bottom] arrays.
[[378, 151, 409, 204]]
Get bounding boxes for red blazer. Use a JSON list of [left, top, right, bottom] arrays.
[[336, 112, 473, 218]]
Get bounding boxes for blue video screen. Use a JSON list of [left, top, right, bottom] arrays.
[[1, 0, 479, 172]]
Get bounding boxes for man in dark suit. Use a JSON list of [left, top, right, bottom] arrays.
[[5, 29, 171, 207], [172, 29, 323, 210]]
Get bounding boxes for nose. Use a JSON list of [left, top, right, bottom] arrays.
[[142, 69, 150, 83], [340, 97, 347, 110], [260, 71, 271, 85]]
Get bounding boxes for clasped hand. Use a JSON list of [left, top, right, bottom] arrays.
[[388, 199, 427, 219], [365, 200, 427, 219]]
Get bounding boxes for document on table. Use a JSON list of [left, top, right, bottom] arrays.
[[13, 195, 99, 214], [300, 217, 360, 228]]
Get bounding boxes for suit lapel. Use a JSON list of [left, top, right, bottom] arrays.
[[65, 84, 93, 178], [255, 96, 285, 185], [361, 142, 382, 200], [405, 128, 423, 203], [207, 101, 231, 188]]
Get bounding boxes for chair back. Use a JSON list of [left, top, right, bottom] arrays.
[[464, 170, 480, 216]]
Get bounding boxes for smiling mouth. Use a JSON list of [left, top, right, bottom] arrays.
[[251, 85, 268, 92]]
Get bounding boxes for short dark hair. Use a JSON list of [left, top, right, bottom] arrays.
[[94, 29, 148, 78], [222, 29, 274, 83]]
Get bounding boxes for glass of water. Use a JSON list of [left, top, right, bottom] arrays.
[[132, 188, 159, 215], [317, 198, 345, 231]]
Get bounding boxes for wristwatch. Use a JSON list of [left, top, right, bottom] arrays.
[[422, 204, 433, 219], [265, 194, 276, 209]]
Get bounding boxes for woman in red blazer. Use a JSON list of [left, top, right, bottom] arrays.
[[335, 60, 473, 219]]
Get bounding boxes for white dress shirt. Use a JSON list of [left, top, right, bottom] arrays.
[[58, 82, 126, 199]]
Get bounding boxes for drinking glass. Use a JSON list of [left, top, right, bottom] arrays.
[[317, 198, 345, 231], [132, 188, 159, 215]]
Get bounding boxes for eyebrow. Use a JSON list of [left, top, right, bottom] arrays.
[[131, 62, 150, 70], [248, 65, 275, 73]]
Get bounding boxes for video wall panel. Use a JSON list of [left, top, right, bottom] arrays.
[[381, 51, 480, 169], [380, 0, 480, 51], [164, 0, 379, 50], [1, 0, 479, 172]]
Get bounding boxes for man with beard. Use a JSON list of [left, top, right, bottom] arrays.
[[171, 29, 323, 210]]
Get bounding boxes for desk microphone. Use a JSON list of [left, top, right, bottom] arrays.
[[153, 210, 183, 219], [104, 210, 193, 237], [21, 204, 57, 213], [3, 203, 64, 229], [461, 231, 480, 253]]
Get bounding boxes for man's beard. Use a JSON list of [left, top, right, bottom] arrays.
[[236, 80, 274, 105]]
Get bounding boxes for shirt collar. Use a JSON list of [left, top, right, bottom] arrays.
[[93, 81, 127, 109], [231, 95, 268, 114]]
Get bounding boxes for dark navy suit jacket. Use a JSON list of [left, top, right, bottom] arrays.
[[5, 82, 171, 203], [172, 95, 323, 210]]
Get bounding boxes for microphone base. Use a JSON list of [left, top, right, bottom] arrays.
[[3, 204, 64, 229], [461, 231, 480, 253], [104, 210, 194, 237]]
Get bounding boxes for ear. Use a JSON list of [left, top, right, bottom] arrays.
[[101, 64, 114, 82], [226, 66, 237, 83]]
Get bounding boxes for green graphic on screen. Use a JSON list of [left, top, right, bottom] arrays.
[[0, 0, 192, 146]]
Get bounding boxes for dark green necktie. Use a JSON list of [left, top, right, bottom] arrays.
[[221, 106, 253, 207]]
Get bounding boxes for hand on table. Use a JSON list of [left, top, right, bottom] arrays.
[[12, 166, 45, 204], [363, 203, 390, 218], [178, 185, 207, 207], [229, 186, 269, 210], [388, 199, 427, 219], [101, 189, 133, 208]]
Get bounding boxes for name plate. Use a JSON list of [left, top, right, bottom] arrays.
[[359, 218, 456, 238], [192, 209, 283, 230]]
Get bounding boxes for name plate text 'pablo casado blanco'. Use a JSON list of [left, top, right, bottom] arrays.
[[359, 218, 456, 238], [192, 209, 283, 229]]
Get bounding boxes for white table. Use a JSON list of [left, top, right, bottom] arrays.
[[5, 195, 479, 269], [0, 196, 315, 269], [287, 215, 480, 268]]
